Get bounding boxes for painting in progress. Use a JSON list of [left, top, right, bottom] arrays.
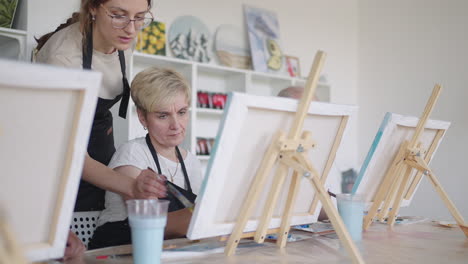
[[187, 92, 356, 239], [352, 112, 450, 210], [0, 61, 100, 262]]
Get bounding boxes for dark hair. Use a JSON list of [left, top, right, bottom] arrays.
[[35, 0, 152, 51]]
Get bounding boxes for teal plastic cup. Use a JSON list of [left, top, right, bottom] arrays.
[[336, 193, 365, 241], [126, 199, 169, 264]]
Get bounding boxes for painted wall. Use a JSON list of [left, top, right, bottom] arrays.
[[358, 0, 468, 219]]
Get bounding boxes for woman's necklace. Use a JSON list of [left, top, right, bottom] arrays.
[[159, 154, 179, 182]]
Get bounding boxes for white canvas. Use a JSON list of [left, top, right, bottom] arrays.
[[187, 92, 356, 239], [0, 60, 101, 261], [352, 112, 450, 210]]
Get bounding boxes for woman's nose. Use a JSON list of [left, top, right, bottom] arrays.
[[170, 116, 180, 130], [124, 21, 137, 34]]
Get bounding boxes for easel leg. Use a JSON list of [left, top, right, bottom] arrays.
[[277, 170, 301, 248], [376, 163, 406, 222], [225, 132, 284, 256], [309, 175, 365, 264], [387, 165, 413, 226], [363, 161, 404, 229], [255, 163, 289, 243], [425, 170, 468, 237], [277, 132, 312, 248], [309, 116, 349, 214], [363, 142, 408, 230]]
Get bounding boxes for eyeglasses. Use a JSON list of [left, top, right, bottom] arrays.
[[100, 4, 154, 29]]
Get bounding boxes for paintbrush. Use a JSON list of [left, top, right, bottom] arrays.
[[147, 167, 194, 210]]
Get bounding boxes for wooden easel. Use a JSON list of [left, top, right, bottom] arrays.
[[363, 85, 468, 237], [0, 212, 28, 264], [224, 51, 365, 264]]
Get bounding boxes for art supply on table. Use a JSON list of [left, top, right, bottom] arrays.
[[293, 222, 335, 235], [337, 193, 365, 241], [381, 216, 427, 225], [126, 199, 169, 264], [95, 253, 132, 259], [264, 233, 312, 243], [437, 220, 457, 228], [160, 238, 266, 259]]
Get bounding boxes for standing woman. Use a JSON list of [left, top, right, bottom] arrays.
[[35, 0, 166, 213]]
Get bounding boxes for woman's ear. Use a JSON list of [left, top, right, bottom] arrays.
[[89, 6, 97, 18], [137, 108, 148, 129]]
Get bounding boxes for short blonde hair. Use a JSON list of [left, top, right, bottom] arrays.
[[131, 67, 191, 113]]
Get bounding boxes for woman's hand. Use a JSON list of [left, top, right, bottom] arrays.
[[132, 168, 167, 199], [63, 230, 85, 260]]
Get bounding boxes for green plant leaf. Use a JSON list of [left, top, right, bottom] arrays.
[[0, 0, 17, 28]]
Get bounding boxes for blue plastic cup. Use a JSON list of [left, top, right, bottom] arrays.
[[126, 199, 169, 264], [336, 193, 365, 241]]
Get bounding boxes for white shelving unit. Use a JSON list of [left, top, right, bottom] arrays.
[[128, 52, 331, 169], [0, 27, 27, 60], [0, 1, 81, 62]]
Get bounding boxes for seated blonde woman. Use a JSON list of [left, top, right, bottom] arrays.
[[88, 67, 203, 249]]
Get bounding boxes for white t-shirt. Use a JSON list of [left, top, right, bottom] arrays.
[[97, 137, 203, 226], [35, 23, 132, 99]]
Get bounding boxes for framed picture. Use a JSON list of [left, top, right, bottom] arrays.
[[168, 15, 211, 63], [244, 5, 287, 74], [187, 92, 356, 239], [285, 55, 301, 77], [136, 20, 166, 56], [0, 60, 101, 261]]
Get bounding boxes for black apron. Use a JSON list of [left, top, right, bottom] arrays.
[[145, 134, 197, 212], [88, 135, 197, 249], [74, 27, 131, 212]]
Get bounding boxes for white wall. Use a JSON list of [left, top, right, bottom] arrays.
[[154, 0, 359, 103], [154, 0, 360, 187], [26, 1, 80, 58], [358, 0, 468, 219], [28, 1, 467, 220], [27, 0, 360, 194]]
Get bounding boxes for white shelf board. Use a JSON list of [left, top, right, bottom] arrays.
[[196, 108, 224, 115], [251, 70, 293, 82], [197, 155, 210, 161], [133, 52, 191, 65], [0, 27, 27, 36], [197, 62, 248, 76]]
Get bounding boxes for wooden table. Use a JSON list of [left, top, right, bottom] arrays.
[[58, 220, 468, 264]]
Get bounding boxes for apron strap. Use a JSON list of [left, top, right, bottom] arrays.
[[82, 27, 93, 69], [145, 134, 192, 192], [176, 146, 192, 193], [81, 25, 130, 119], [145, 134, 162, 174], [118, 51, 130, 119]]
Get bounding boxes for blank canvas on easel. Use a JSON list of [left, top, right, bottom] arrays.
[[352, 112, 450, 209], [187, 92, 356, 239], [0, 60, 101, 261]]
